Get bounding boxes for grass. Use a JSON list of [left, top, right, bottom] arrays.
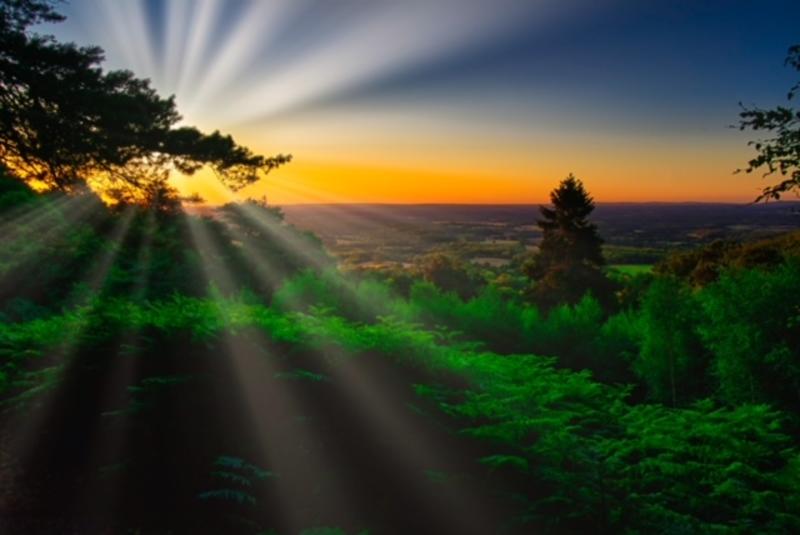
[[608, 264, 653, 275]]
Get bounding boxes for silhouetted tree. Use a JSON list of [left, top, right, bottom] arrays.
[[0, 0, 290, 208], [536, 174, 604, 268], [738, 44, 800, 201], [526, 174, 614, 308]]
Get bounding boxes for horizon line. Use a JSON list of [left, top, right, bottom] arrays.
[[199, 199, 800, 208]]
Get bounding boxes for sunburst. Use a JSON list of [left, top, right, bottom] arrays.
[[49, 0, 555, 163]]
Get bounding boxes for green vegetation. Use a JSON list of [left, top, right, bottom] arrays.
[[654, 231, 800, 286], [524, 174, 616, 310], [0, 0, 289, 206], [0, 181, 799, 532], [0, 2, 798, 533], [608, 264, 653, 276], [738, 44, 800, 200]]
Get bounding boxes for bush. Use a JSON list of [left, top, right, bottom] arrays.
[[699, 261, 800, 412], [635, 277, 709, 406]]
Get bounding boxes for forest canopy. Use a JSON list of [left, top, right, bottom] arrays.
[[0, 0, 290, 208]]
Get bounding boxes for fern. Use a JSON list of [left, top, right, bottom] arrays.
[[274, 368, 329, 383], [214, 455, 274, 481], [197, 489, 256, 506], [480, 454, 530, 473]]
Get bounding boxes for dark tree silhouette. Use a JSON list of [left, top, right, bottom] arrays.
[[0, 0, 290, 208], [526, 174, 614, 308], [738, 45, 800, 201], [536, 174, 604, 269]]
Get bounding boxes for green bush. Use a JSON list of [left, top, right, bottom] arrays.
[[699, 261, 800, 412]]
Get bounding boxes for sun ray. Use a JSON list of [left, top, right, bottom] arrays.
[[162, 0, 191, 93], [231, 203, 330, 270], [0, 197, 109, 293], [4, 208, 137, 468], [95, 0, 157, 85], [210, 205, 507, 530], [214, 215, 304, 293], [221, 1, 553, 125], [181, 211, 368, 531], [255, 173, 416, 232], [183, 207, 491, 530], [311, 344, 510, 533], [180, 0, 300, 123], [0, 193, 86, 239], [173, 0, 223, 116], [60, 210, 160, 522]]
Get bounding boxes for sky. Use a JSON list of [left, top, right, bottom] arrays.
[[41, 0, 800, 204]]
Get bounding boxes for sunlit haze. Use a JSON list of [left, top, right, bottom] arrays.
[[43, 0, 800, 204]]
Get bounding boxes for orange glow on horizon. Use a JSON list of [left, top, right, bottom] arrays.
[[171, 148, 765, 206], [171, 105, 765, 206]]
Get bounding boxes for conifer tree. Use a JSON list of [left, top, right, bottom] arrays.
[[526, 174, 613, 308]]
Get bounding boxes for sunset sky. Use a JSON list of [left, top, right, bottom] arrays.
[[42, 0, 800, 204]]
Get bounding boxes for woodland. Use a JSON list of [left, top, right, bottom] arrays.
[[0, 1, 799, 533]]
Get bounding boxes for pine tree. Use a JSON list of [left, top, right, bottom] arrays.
[[537, 174, 604, 269], [526, 174, 613, 308]]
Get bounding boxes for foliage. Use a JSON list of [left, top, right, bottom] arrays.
[[738, 44, 800, 200], [0, 193, 328, 316], [0, 165, 35, 209], [526, 174, 615, 309], [0, 163, 798, 533], [0, 0, 290, 206], [414, 252, 482, 299], [601, 401, 800, 534], [699, 261, 800, 412], [104, 374, 192, 416], [198, 454, 276, 533], [635, 277, 709, 406], [535, 174, 605, 269], [0, 274, 797, 533], [655, 232, 800, 286], [0, 3, 797, 534]]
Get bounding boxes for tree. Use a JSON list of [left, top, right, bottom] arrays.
[[415, 252, 479, 300], [601, 400, 800, 534], [526, 174, 613, 308], [699, 262, 800, 412], [635, 277, 708, 406], [738, 44, 800, 201], [0, 0, 290, 208]]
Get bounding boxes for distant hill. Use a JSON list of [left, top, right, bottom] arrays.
[[278, 203, 800, 268]]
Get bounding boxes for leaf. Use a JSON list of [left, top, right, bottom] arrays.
[[197, 489, 256, 506], [480, 454, 530, 473]]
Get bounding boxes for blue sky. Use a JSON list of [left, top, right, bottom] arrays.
[[41, 0, 800, 203]]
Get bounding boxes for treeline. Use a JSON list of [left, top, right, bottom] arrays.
[[0, 171, 330, 319], [272, 252, 800, 412], [2, 169, 800, 533]]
